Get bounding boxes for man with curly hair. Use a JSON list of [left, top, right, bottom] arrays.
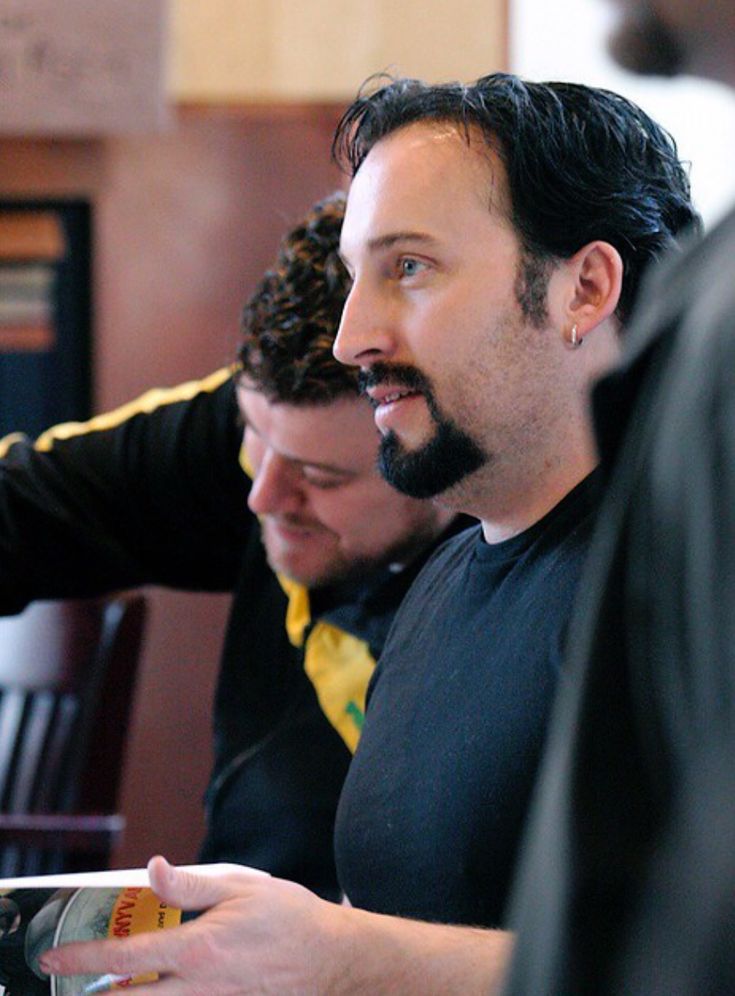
[[0, 193, 458, 898]]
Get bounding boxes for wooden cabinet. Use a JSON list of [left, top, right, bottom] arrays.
[[170, 0, 508, 103]]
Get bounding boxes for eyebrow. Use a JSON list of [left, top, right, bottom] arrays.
[[340, 231, 439, 269], [367, 231, 439, 252]]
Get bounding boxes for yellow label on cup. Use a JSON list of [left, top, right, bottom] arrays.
[[106, 887, 182, 987]]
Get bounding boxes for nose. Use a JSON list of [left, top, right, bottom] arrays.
[[247, 449, 304, 517], [333, 279, 395, 368]]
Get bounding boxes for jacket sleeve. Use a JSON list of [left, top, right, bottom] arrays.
[[0, 368, 252, 613]]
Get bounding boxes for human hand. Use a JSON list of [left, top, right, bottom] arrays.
[[39, 855, 351, 995]]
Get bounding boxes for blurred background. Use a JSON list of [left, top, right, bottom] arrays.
[[0, 0, 732, 867]]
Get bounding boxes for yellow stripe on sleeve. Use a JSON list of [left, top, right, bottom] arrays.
[[29, 366, 236, 453], [0, 432, 29, 460]]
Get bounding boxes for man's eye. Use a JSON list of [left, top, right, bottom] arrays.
[[303, 473, 345, 490], [399, 257, 426, 278]]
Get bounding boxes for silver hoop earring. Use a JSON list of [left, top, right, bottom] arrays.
[[569, 324, 582, 349]]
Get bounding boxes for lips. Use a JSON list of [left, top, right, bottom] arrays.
[[266, 517, 318, 542], [359, 364, 432, 437], [368, 388, 425, 438], [368, 385, 421, 408]]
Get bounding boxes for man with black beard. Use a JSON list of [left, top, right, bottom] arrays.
[[328, 82, 616, 925], [41, 74, 699, 995]]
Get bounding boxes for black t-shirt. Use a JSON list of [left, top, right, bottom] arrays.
[[334, 473, 600, 927]]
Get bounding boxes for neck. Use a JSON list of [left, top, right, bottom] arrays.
[[390, 504, 459, 568], [478, 462, 594, 544], [443, 438, 598, 545]]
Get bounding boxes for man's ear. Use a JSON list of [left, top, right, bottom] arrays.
[[565, 241, 623, 342]]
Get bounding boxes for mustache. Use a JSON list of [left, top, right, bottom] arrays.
[[358, 363, 434, 401]]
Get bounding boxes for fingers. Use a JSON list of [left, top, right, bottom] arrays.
[[147, 855, 262, 911], [40, 858, 269, 984], [39, 925, 195, 979]]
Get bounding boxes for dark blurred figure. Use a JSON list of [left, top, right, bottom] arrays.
[[506, 3, 735, 993]]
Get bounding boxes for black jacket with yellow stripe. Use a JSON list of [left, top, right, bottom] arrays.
[[0, 368, 464, 897]]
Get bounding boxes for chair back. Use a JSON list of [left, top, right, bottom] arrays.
[[0, 594, 146, 874]]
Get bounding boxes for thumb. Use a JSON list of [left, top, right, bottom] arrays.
[[147, 855, 263, 910]]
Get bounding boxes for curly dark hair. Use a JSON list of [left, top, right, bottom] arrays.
[[239, 191, 355, 404], [333, 73, 701, 325]]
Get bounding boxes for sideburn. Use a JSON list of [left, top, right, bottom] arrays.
[[514, 250, 552, 329]]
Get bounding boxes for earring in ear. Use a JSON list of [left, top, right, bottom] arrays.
[[567, 324, 582, 349]]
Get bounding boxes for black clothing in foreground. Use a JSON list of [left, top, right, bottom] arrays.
[[506, 209, 735, 994], [0, 369, 464, 899], [335, 473, 600, 926]]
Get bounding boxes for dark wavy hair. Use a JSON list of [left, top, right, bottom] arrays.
[[333, 73, 701, 324], [238, 192, 355, 404]]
